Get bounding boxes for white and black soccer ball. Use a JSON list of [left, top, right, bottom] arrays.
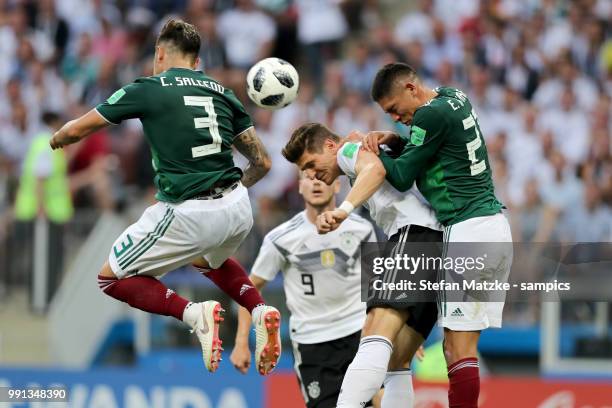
[[246, 57, 299, 110]]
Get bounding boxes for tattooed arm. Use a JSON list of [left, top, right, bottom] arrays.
[[234, 127, 272, 188]]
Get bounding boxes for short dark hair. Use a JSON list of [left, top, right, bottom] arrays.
[[157, 19, 201, 61], [282, 123, 340, 164], [41, 111, 61, 126], [371, 63, 418, 102]]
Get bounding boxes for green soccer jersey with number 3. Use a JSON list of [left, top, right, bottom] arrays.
[[379, 86, 503, 226], [96, 67, 252, 202]]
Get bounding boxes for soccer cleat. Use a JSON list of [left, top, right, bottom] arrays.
[[190, 301, 225, 372], [253, 306, 281, 375]]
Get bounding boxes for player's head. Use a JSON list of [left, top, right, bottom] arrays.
[[283, 123, 343, 185], [371, 63, 425, 124], [41, 111, 62, 131], [298, 171, 339, 209], [154, 19, 201, 74]]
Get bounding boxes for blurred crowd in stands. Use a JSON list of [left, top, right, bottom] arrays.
[[0, 0, 610, 290]]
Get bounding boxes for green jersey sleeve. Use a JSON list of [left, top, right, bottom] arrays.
[[224, 89, 253, 137], [96, 79, 149, 124], [380, 105, 448, 192]]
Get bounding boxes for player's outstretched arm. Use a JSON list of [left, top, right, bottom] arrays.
[[345, 149, 387, 209], [231, 275, 268, 374], [317, 149, 386, 234], [49, 109, 109, 150], [234, 127, 272, 188]]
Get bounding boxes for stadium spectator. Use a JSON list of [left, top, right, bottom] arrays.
[[217, 0, 276, 70], [196, 11, 227, 80], [506, 105, 545, 206], [295, 0, 348, 89], [512, 179, 547, 243], [539, 86, 590, 166], [0, 101, 39, 171], [422, 18, 463, 75], [564, 182, 611, 242], [32, 0, 70, 64], [13, 111, 73, 308], [394, 0, 434, 45], [342, 40, 379, 99], [216, 0, 276, 98], [61, 32, 99, 99]]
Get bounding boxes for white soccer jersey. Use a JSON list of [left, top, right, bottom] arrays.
[[252, 211, 374, 344], [336, 142, 441, 237]]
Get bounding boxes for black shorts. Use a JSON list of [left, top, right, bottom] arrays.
[[292, 331, 373, 408], [366, 224, 443, 339]]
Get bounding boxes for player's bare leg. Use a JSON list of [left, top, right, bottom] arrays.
[[98, 262, 117, 278], [336, 307, 407, 407], [97, 260, 223, 372], [443, 329, 481, 408], [380, 324, 424, 407], [193, 257, 281, 375]]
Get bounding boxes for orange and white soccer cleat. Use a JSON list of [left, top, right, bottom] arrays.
[[253, 305, 282, 375], [190, 301, 225, 372]]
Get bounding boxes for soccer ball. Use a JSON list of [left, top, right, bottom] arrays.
[[246, 57, 299, 110]]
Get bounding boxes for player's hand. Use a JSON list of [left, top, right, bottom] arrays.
[[362, 131, 399, 155], [346, 129, 365, 143], [49, 131, 66, 150], [317, 209, 349, 234], [230, 343, 252, 374], [316, 212, 333, 234], [416, 345, 425, 362], [49, 128, 78, 150]]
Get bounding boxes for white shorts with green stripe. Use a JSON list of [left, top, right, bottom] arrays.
[[439, 213, 513, 331], [109, 183, 253, 279]]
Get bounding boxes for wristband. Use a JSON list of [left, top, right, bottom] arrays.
[[338, 201, 354, 215]]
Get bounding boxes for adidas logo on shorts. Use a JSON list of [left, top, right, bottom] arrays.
[[240, 284, 254, 296], [395, 292, 408, 300], [451, 307, 464, 317]]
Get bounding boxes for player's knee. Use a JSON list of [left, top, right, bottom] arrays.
[[443, 336, 478, 365], [388, 350, 411, 370], [362, 307, 406, 339]]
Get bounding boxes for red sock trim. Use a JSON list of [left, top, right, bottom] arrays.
[[448, 357, 479, 376], [98, 275, 118, 290]]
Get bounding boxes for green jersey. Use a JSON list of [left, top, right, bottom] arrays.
[[379, 86, 503, 226], [96, 67, 252, 202]]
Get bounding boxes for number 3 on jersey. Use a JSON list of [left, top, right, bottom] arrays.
[[184, 96, 222, 158], [463, 111, 487, 176]]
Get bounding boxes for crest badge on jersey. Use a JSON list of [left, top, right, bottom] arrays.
[[340, 232, 357, 252], [307, 381, 321, 399], [410, 125, 426, 146], [107, 88, 126, 105], [320, 249, 335, 268]]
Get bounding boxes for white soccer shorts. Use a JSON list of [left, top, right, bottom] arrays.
[[108, 183, 253, 279], [439, 212, 513, 331]]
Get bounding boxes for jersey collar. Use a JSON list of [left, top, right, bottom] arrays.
[[167, 67, 204, 74]]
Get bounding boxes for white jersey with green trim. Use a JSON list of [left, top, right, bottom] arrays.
[[336, 142, 441, 237]]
